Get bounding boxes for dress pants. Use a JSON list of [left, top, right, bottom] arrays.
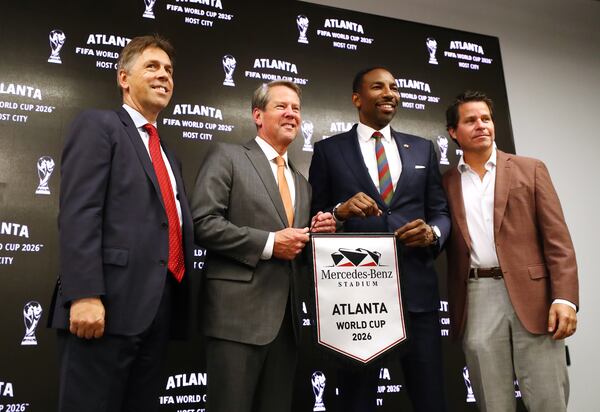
[[206, 302, 297, 412], [463, 277, 569, 412], [56, 276, 174, 412], [338, 310, 447, 412]]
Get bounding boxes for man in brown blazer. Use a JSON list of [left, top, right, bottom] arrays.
[[442, 91, 578, 412]]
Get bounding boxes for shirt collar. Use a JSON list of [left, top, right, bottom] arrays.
[[122, 104, 156, 129], [255, 136, 289, 166], [357, 122, 392, 143], [458, 144, 497, 174]]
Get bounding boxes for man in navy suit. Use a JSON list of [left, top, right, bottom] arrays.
[[49, 35, 193, 412], [308, 67, 450, 412]]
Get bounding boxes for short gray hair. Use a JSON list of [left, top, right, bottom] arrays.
[[251, 80, 301, 111]]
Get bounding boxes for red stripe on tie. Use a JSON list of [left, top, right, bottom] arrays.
[[378, 164, 390, 180]]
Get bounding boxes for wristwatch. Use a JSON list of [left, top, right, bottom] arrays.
[[332, 202, 344, 222], [430, 225, 441, 244]]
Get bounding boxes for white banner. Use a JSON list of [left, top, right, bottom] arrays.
[[311, 234, 407, 363]]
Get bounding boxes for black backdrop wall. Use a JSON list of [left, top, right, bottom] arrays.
[[0, 0, 522, 410]]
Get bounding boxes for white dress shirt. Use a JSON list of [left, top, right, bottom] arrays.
[[458, 146, 575, 310], [333, 122, 404, 224], [255, 136, 296, 260], [458, 146, 499, 269], [122, 104, 182, 226], [356, 122, 402, 190]]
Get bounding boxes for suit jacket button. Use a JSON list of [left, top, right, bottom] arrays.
[[161, 222, 168, 228], [387, 210, 392, 215], [159, 259, 166, 266]]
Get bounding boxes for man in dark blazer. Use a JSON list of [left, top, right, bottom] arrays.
[[49, 35, 193, 412], [190, 80, 335, 412], [308, 67, 451, 412], [443, 91, 578, 411]]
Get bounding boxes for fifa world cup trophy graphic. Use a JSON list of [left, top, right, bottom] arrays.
[[48, 30, 66, 64], [143, 0, 157, 19], [462, 366, 476, 403], [436, 135, 450, 165], [311, 371, 326, 411], [302, 120, 314, 152], [35, 156, 55, 195], [21, 301, 43, 346], [222, 55, 237, 87], [297, 15, 309, 44], [426, 37, 438, 65]]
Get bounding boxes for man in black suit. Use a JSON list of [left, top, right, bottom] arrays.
[[308, 67, 451, 412], [49, 35, 193, 412]]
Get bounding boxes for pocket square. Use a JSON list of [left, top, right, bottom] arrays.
[[415, 165, 426, 169]]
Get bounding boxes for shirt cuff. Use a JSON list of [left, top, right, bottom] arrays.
[[261, 232, 275, 260], [552, 299, 576, 311]]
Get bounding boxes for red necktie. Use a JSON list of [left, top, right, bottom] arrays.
[[143, 124, 185, 282]]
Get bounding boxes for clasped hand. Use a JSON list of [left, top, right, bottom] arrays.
[[394, 219, 435, 247], [273, 212, 336, 260], [69, 297, 105, 339]]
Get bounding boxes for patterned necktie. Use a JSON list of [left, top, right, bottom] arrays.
[[143, 124, 185, 282], [275, 156, 294, 227], [373, 131, 394, 205]]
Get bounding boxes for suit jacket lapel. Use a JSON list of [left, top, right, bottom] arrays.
[[339, 126, 385, 208], [390, 130, 414, 206], [494, 150, 512, 237], [117, 108, 165, 209], [447, 168, 472, 250], [289, 160, 308, 227], [244, 139, 289, 228]]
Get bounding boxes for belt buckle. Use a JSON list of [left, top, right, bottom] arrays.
[[492, 269, 502, 280]]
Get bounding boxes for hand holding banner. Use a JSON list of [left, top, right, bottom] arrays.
[[311, 233, 407, 363]]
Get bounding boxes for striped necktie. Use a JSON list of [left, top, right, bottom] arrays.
[[373, 131, 394, 205]]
